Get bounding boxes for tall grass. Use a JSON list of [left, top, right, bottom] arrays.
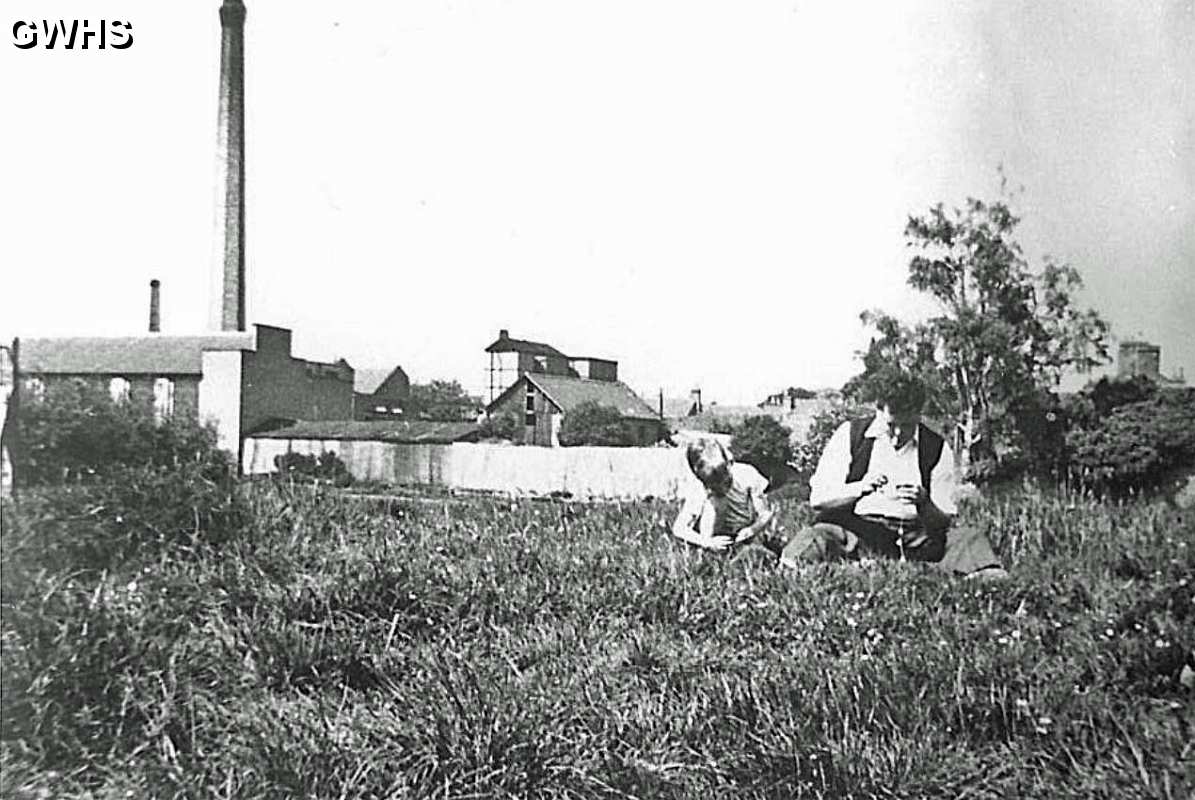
[[1, 480, 1191, 798]]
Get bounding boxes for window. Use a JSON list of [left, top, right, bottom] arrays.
[[108, 377, 131, 404], [153, 377, 174, 421]]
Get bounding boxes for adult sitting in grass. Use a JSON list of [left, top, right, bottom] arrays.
[[671, 438, 778, 559], [780, 367, 1008, 580]]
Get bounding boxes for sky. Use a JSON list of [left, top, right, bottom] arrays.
[[2, 0, 1192, 404]]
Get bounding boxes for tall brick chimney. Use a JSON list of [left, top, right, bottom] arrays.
[[210, 0, 247, 331], [149, 279, 161, 332]]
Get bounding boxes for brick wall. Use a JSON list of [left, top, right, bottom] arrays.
[[240, 327, 353, 433]]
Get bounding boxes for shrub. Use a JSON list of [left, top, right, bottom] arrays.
[[479, 410, 523, 442], [730, 415, 793, 469], [15, 378, 229, 486], [7, 379, 247, 572], [1065, 389, 1195, 494], [273, 451, 354, 487], [558, 402, 636, 447]]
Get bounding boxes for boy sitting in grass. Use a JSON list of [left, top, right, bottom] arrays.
[[671, 438, 778, 556]]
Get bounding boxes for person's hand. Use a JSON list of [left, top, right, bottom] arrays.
[[894, 483, 927, 507], [860, 472, 889, 497], [733, 526, 756, 545], [705, 534, 734, 552]]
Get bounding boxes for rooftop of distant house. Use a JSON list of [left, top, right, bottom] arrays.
[[484, 329, 568, 357], [488, 372, 659, 420]]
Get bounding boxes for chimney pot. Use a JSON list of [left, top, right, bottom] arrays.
[[499, 329, 509, 339]]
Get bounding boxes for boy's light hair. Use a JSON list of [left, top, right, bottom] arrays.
[[686, 438, 731, 483]]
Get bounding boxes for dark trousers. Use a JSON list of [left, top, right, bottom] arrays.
[[779, 512, 1001, 576]]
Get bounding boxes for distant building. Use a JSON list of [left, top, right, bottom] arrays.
[[487, 372, 662, 447], [353, 365, 411, 419], [1118, 340, 1162, 380], [484, 328, 621, 403], [1117, 339, 1186, 385], [20, 323, 354, 461]]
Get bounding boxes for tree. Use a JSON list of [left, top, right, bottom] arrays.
[[407, 380, 479, 422], [731, 416, 793, 470], [849, 193, 1110, 473], [558, 402, 636, 447]]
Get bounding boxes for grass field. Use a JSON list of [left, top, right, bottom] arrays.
[[1, 480, 1192, 798]]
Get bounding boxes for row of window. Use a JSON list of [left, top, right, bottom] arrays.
[[22, 376, 175, 421]]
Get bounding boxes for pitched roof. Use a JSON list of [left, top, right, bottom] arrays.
[[248, 419, 481, 444], [21, 333, 257, 376], [353, 366, 407, 395], [526, 374, 659, 420], [484, 334, 568, 357]]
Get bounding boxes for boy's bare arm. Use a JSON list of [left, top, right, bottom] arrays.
[[671, 496, 731, 551]]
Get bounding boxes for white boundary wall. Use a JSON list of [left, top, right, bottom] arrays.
[[245, 438, 700, 499]]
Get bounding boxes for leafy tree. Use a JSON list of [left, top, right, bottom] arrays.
[[558, 402, 636, 447], [407, 380, 480, 422], [731, 416, 793, 470], [849, 194, 1110, 472]]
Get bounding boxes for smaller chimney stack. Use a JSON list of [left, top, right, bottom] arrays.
[[499, 328, 509, 340], [149, 279, 161, 333]]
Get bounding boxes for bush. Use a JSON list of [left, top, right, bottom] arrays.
[[15, 379, 229, 486], [273, 451, 354, 487], [730, 415, 793, 468], [479, 410, 523, 442], [558, 402, 636, 447], [6, 379, 248, 572], [1065, 389, 1195, 494]]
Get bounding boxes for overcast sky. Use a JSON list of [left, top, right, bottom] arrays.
[[2, 0, 1191, 403]]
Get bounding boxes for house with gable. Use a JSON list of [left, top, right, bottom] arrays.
[[483, 328, 662, 446], [353, 365, 411, 419]]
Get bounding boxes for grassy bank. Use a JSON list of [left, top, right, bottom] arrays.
[[1, 481, 1192, 798]]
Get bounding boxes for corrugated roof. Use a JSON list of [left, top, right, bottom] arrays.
[[528, 374, 659, 420], [484, 334, 568, 357], [249, 419, 481, 444], [21, 333, 257, 376]]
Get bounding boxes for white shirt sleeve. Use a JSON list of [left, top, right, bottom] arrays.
[[808, 421, 853, 508], [930, 437, 958, 515]]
